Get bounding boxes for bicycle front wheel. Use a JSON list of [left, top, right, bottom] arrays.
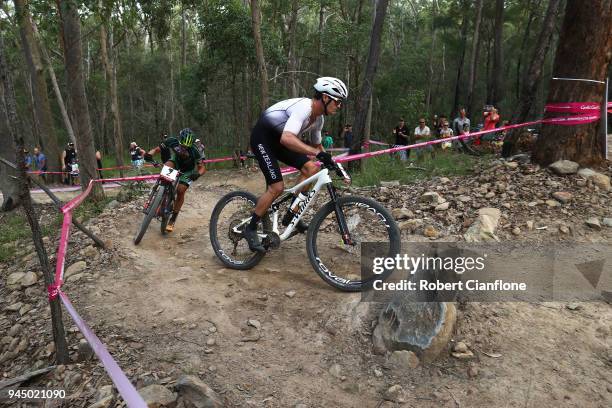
[[134, 185, 164, 245], [306, 196, 400, 291]]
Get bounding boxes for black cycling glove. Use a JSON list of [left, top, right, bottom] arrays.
[[188, 173, 200, 181], [316, 151, 335, 170], [144, 153, 153, 162]]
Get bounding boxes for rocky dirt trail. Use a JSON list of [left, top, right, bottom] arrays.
[[1, 162, 611, 407]]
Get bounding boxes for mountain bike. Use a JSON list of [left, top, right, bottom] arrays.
[[209, 160, 401, 291], [133, 162, 180, 245]]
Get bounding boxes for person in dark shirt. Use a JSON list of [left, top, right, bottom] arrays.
[[343, 124, 353, 149], [63, 142, 77, 184], [392, 119, 410, 160]]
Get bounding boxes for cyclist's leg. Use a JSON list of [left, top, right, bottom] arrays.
[[167, 176, 191, 232], [247, 133, 284, 251], [274, 146, 313, 232]]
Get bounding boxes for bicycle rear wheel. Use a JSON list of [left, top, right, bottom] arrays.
[[306, 196, 400, 291], [134, 185, 164, 245], [209, 191, 272, 270]]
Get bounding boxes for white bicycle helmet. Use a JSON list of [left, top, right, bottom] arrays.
[[314, 77, 348, 101]]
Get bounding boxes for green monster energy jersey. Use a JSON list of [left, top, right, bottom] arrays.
[[165, 137, 201, 172]]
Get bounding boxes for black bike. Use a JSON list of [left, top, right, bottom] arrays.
[[133, 162, 180, 245]]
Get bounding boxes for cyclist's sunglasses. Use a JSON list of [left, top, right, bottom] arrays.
[[326, 94, 343, 108]]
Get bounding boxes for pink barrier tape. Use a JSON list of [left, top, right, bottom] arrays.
[[48, 173, 161, 406], [369, 140, 390, 146], [202, 156, 236, 164], [59, 291, 147, 408], [62, 175, 158, 213], [279, 113, 602, 175], [545, 101, 612, 113], [54, 212, 72, 285]]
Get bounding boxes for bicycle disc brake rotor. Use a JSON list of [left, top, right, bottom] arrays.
[[228, 218, 245, 244]]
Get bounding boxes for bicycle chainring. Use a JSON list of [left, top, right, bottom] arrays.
[[262, 231, 280, 250]]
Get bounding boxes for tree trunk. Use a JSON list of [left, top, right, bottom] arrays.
[[31, 17, 75, 144], [425, 0, 437, 115], [181, 3, 186, 70], [350, 0, 390, 159], [0, 34, 70, 363], [59, 0, 104, 199], [503, 0, 561, 156], [15, 0, 62, 182], [491, 0, 504, 107], [451, 7, 469, 119], [515, 0, 535, 100], [533, 0, 612, 166], [99, 8, 125, 177], [317, 1, 324, 74], [466, 0, 483, 118], [250, 0, 269, 111], [287, 0, 299, 98], [0, 81, 20, 210]]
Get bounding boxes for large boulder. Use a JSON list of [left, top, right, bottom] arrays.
[[373, 301, 456, 363], [176, 376, 222, 408], [464, 208, 501, 242], [138, 384, 176, 408], [549, 160, 579, 175]]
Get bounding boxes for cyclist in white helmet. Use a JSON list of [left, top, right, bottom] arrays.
[[244, 76, 348, 252]]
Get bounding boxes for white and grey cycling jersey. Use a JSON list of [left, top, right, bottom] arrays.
[[260, 98, 324, 145]]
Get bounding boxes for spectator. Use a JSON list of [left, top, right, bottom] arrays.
[[129, 142, 145, 171], [414, 118, 433, 161], [452, 108, 471, 138], [392, 118, 410, 160], [437, 114, 448, 137], [483, 106, 500, 131], [343, 124, 353, 149], [439, 121, 454, 150], [480, 106, 500, 146], [24, 148, 33, 170], [62, 142, 77, 185], [96, 150, 103, 179], [322, 130, 334, 149], [195, 138, 206, 160], [431, 114, 439, 138], [33, 147, 47, 182]]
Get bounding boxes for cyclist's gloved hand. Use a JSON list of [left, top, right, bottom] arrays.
[[144, 153, 153, 162], [188, 173, 200, 181], [316, 151, 335, 170]]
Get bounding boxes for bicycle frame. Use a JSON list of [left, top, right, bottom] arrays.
[[232, 163, 352, 244]]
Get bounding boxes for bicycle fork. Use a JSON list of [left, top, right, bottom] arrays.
[[327, 184, 353, 245]]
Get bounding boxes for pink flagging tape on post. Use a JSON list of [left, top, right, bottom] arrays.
[[59, 291, 147, 408], [54, 212, 72, 284]]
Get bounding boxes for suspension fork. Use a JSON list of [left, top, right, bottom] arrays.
[[327, 183, 353, 245]]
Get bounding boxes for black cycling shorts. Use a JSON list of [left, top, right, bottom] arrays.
[[250, 120, 309, 185]]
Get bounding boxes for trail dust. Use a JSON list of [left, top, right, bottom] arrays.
[[72, 169, 611, 407]]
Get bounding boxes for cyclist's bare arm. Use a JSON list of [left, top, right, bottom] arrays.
[[148, 146, 161, 156], [280, 131, 320, 156], [197, 162, 206, 176]]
